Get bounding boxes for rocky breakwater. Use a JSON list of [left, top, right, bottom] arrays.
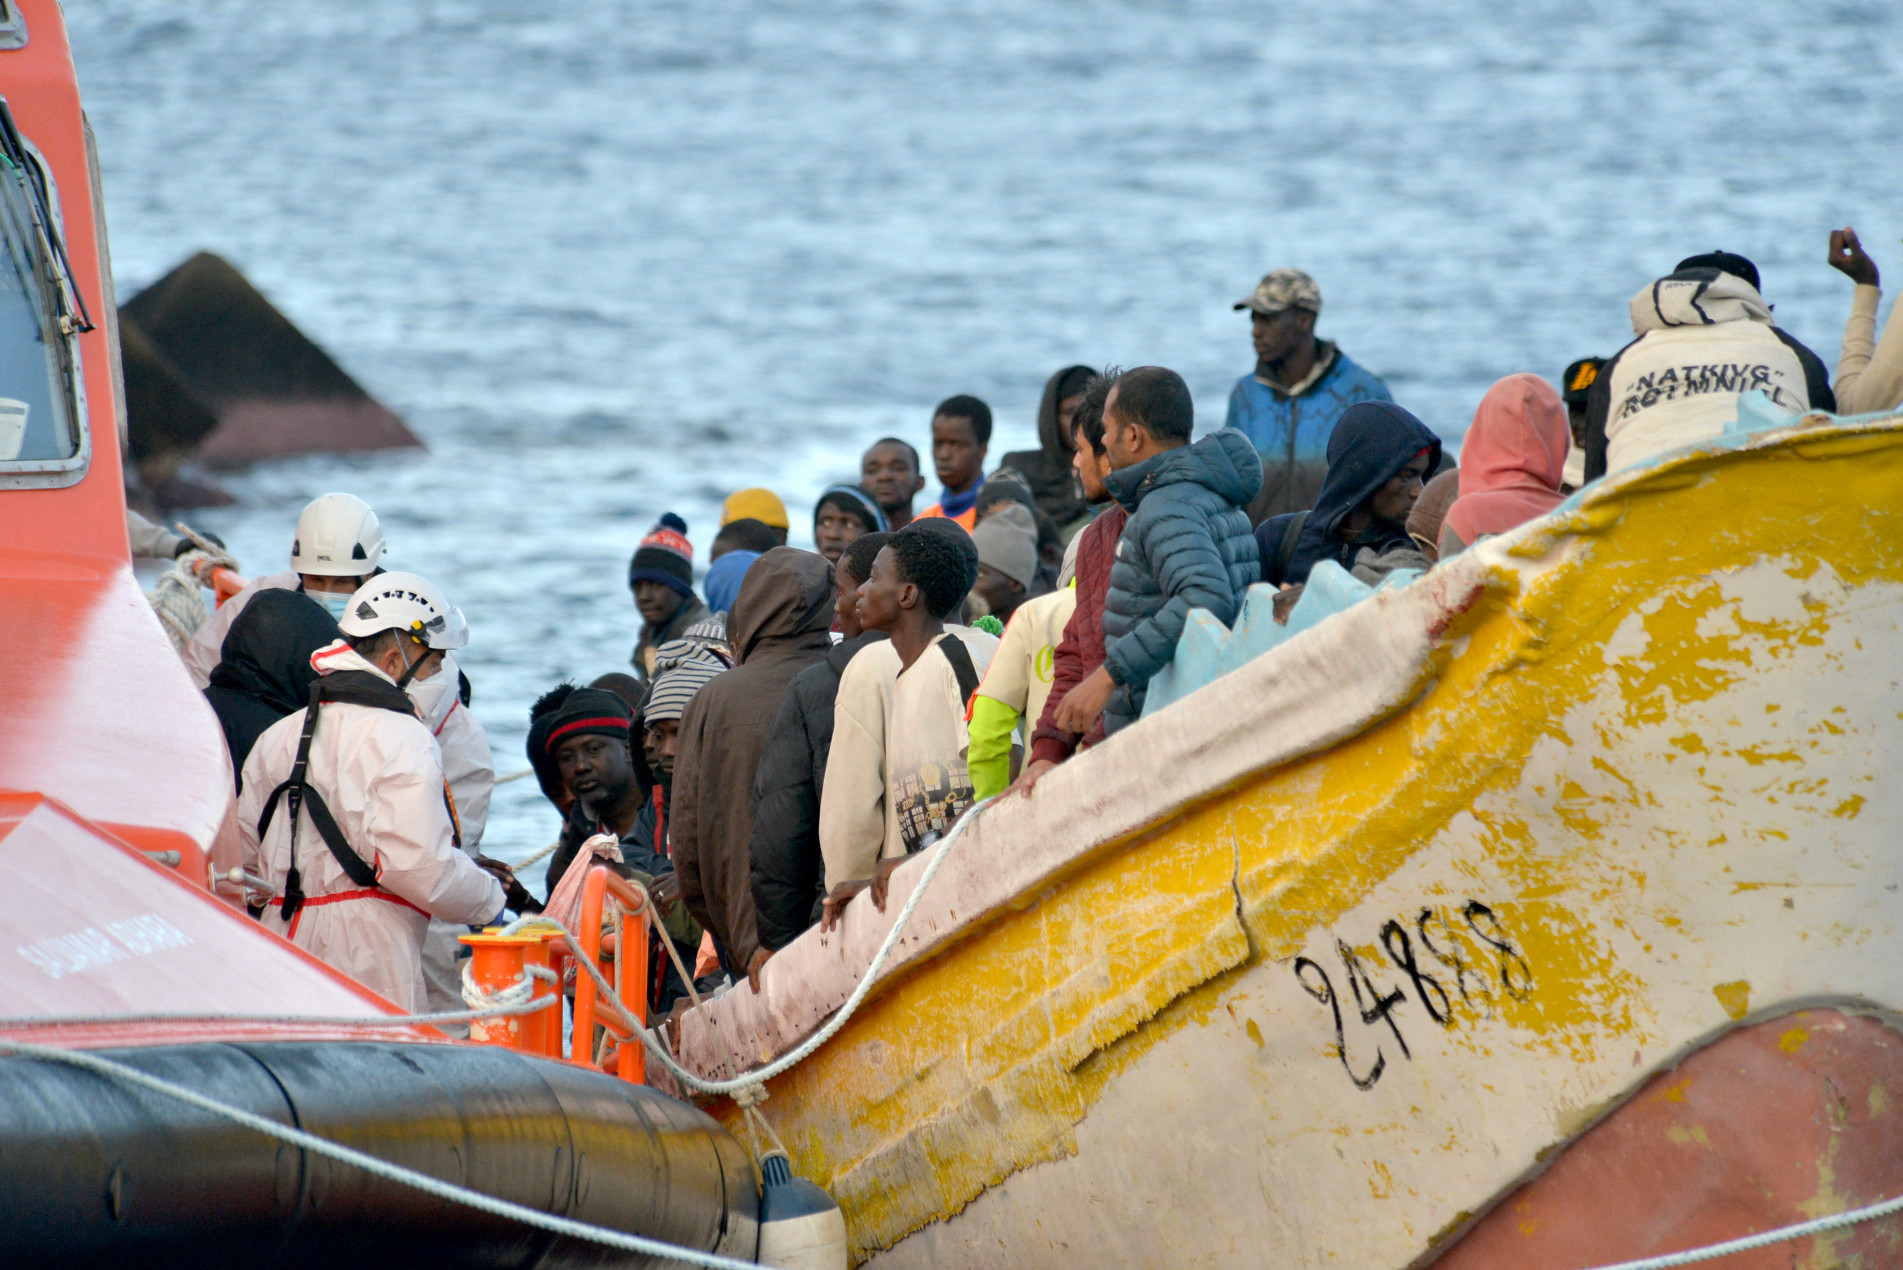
[[119, 251, 420, 509]]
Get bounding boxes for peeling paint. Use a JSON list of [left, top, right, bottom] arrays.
[[1713, 981, 1751, 1020], [681, 417, 1903, 1269]]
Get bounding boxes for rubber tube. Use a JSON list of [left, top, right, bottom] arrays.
[[0, 1040, 758, 1268]]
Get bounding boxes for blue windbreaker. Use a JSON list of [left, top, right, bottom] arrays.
[[1224, 343, 1393, 520]]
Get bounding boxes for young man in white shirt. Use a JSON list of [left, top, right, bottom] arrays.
[[819, 521, 996, 926]]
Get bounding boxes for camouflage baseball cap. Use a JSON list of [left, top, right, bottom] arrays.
[[1234, 268, 1322, 317]]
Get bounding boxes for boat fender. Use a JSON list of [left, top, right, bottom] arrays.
[[755, 1151, 847, 1270]]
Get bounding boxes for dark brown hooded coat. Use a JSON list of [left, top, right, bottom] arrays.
[[999, 364, 1094, 534], [670, 547, 835, 975]]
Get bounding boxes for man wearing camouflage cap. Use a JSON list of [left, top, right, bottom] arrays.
[[1224, 268, 1394, 524]]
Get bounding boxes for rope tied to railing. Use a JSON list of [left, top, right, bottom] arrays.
[[458, 962, 557, 1013]]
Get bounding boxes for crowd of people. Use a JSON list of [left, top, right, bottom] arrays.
[[176, 226, 1903, 1024]]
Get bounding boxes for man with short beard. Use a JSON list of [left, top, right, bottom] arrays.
[[541, 684, 704, 1014]]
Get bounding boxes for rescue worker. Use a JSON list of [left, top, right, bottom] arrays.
[[183, 492, 386, 688], [238, 572, 511, 1012], [409, 639, 502, 1029]]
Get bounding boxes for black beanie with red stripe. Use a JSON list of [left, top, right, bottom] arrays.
[[541, 687, 635, 761]]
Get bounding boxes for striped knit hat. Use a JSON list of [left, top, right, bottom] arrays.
[[628, 512, 696, 597], [643, 638, 729, 725]]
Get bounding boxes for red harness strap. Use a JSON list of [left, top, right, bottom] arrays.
[[286, 888, 428, 940]]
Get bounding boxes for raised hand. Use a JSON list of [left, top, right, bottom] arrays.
[[1828, 227, 1880, 288]]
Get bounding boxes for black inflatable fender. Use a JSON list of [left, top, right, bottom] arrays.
[[0, 1040, 759, 1268]]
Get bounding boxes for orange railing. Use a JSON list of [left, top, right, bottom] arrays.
[[571, 866, 650, 1084], [460, 864, 650, 1084]]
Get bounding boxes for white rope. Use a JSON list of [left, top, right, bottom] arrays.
[[534, 798, 994, 1099], [0, 1038, 764, 1270], [147, 550, 212, 652], [1575, 1192, 1903, 1269], [460, 961, 558, 1012], [495, 767, 535, 785], [512, 839, 562, 869], [0, 969, 560, 1033]]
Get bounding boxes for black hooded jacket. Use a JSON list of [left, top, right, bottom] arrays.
[[203, 588, 341, 789], [748, 631, 889, 951], [1264, 401, 1442, 586], [1000, 364, 1096, 532]]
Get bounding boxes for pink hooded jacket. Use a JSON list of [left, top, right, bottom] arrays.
[[1443, 374, 1569, 550]]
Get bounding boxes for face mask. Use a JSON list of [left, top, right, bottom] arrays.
[[406, 652, 459, 732], [315, 590, 351, 620]]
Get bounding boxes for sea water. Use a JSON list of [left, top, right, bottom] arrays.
[[67, 0, 1903, 887]]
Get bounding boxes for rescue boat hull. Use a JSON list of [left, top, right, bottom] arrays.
[[677, 410, 1903, 1267], [0, 1040, 760, 1269]]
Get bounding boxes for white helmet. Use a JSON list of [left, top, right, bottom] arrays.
[[338, 572, 469, 651], [290, 493, 386, 577]]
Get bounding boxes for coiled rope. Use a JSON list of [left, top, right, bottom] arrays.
[[0, 1037, 765, 1270], [146, 549, 215, 652]]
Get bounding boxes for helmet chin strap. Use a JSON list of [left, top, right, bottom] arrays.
[[393, 636, 431, 690]]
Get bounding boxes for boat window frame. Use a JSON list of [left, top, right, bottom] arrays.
[[0, 100, 90, 491]]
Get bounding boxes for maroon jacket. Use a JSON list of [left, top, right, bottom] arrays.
[[1030, 503, 1127, 765]]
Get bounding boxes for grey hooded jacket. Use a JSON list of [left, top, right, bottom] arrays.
[[1100, 429, 1263, 733]]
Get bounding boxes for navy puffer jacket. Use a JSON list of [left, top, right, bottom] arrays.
[[1100, 429, 1263, 733]]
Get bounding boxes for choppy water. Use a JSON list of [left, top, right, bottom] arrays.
[[67, 0, 1903, 885]]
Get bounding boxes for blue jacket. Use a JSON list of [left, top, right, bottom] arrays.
[[1224, 344, 1393, 520], [1100, 430, 1262, 733]]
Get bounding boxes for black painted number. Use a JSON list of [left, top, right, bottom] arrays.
[[1463, 901, 1534, 1000], [1294, 956, 1384, 1090], [1294, 899, 1535, 1090]]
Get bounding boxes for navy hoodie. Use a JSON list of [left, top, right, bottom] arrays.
[[1262, 402, 1442, 587], [203, 589, 341, 789]]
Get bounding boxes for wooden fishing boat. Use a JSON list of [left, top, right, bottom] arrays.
[[680, 402, 1903, 1267]]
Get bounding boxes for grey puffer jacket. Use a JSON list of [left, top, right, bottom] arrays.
[[1101, 429, 1262, 733]]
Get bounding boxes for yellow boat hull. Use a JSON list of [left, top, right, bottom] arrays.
[[680, 411, 1903, 1267]]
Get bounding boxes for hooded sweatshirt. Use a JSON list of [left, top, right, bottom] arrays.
[[1406, 468, 1461, 559], [1440, 374, 1569, 553], [748, 630, 889, 950], [1100, 429, 1263, 733], [204, 588, 340, 787], [1583, 269, 1809, 481], [999, 364, 1096, 533], [1270, 401, 1442, 588], [183, 569, 304, 688], [670, 547, 835, 974], [238, 641, 505, 1012]]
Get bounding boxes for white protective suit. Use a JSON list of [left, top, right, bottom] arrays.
[[408, 653, 499, 1026], [182, 569, 301, 689], [238, 642, 505, 1012]]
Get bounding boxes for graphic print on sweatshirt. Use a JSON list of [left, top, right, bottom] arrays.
[[895, 758, 972, 854], [1614, 362, 1801, 420]]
